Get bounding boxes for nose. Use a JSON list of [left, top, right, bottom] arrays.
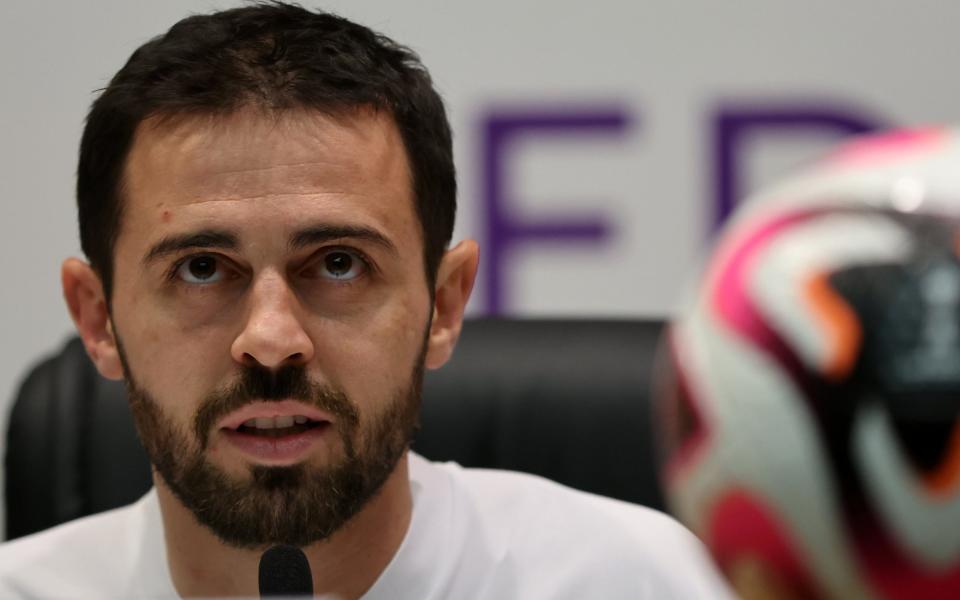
[[231, 272, 314, 370]]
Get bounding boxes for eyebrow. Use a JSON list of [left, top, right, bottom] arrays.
[[143, 230, 239, 265], [142, 224, 399, 266], [289, 224, 399, 256]]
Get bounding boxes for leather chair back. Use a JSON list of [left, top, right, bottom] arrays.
[[5, 318, 666, 540]]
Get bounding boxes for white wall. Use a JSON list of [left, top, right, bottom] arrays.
[[3, 0, 960, 537]]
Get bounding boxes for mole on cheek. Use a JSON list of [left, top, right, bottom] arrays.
[[161, 210, 172, 223]]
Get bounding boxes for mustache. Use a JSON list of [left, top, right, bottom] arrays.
[[193, 365, 360, 448]]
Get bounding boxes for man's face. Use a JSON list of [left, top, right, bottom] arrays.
[[108, 108, 432, 548]]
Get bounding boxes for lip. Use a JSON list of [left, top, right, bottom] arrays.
[[221, 424, 332, 465], [217, 400, 335, 431]]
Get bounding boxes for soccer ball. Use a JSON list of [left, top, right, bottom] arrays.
[[656, 128, 960, 600]]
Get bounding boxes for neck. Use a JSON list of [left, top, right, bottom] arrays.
[[156, 452, 412, 599]]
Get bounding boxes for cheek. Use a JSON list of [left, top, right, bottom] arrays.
[[113, 306, 236, 424], [317, 295, 429, 407]]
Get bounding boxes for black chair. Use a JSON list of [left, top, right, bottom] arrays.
[[4, 318, 667, 541]]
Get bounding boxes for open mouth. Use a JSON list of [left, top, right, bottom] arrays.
[[215, 402, 336, 464], [232, 416, 328, 438], [220, 417, 332, 464]]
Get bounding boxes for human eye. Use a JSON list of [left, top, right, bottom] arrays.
[[172, 254, 228, 285], [306, 248, 369, 282]]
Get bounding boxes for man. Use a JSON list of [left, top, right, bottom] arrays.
[[0, 3, 732, 598]]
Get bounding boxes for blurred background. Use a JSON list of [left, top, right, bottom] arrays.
[[2, 0, 960, 547]]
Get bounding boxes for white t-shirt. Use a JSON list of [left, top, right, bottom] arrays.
[[0, 453, 733, 599]]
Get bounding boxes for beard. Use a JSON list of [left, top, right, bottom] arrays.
[[118, 341, 424, 550]]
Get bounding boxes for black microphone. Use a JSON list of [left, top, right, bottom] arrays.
[[258, 544, 314, 597]]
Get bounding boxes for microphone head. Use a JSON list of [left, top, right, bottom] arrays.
[[258, 544, 313, 597]]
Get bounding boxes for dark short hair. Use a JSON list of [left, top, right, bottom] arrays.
[[77, 1, 455, 297]]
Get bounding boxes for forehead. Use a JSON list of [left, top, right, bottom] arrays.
[[120, 108, 417, 248]]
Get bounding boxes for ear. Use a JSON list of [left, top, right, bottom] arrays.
[[61, 258, 124, 380], [424, 240, 479, 370]]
